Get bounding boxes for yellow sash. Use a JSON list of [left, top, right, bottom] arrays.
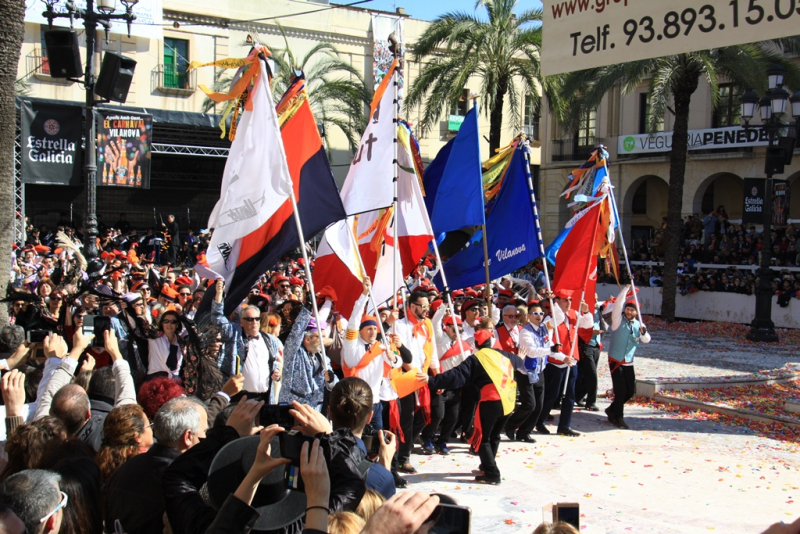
[[474, 348, 517, 416]]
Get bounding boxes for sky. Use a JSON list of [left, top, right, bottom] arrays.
[[359, 0, 543, 22]]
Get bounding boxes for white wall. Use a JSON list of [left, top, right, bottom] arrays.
[[596, 284, 800, 329]]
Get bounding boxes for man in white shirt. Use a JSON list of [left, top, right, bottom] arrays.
[[240, 305, 279, 395], [393, 290, 440, 474], [341, 278, 402, 427]]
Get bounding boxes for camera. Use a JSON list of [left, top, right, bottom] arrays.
[[279, 430, 316, 492], [361, 424, 389, 455], [26, 330, 49, 344], [423, 503, 471, 534], [259, 403, 295, 429], [553, 502, 580, 529]]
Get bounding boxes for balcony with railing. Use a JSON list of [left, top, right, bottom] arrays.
[[26, 49, 74, 83], [152, 64, 196, 96], [551, 136, 596, 162]]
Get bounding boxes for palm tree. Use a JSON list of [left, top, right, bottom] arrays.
[[203, 30, 370, 155], [560, 43, 800, 322], [406, 0, 558, 153], [0, 0, 25, 323]]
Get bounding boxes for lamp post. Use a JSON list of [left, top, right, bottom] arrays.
[[42, 0, 138, 263], [739, 63, 800, 342]]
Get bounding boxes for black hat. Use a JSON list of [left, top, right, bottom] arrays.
[[208, 435, 307, 531]]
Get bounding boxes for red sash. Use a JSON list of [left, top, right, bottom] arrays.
[[470, 384, 502, 452]]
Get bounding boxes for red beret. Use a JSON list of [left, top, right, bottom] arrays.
[[175, 276, 193, 286], [554, 288, 573, 299], [430, 299, 444, 312], [160, 285, 179, 301], [289, 277, 304, 287], [443, 316, 463, 326], [474, 330, 492, 347], [498, 289, 513, 297], [273, 275, 289, 288]]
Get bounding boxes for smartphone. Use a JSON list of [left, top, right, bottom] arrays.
[[424, 503, 471, 534], [83, 314, 95, 337], [92, 316, 112, 348], [26, 330, 49, 344], [554, 502, 580, 530], [259, 404, 295, 429], [279, 430, 315, 492]]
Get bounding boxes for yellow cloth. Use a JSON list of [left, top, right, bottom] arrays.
[[474, 348, 517, 416]]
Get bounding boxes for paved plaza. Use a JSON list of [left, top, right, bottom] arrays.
[[406, 320, 800, 534]]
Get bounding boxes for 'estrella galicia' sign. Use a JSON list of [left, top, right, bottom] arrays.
[[20, 100, 82, 186]]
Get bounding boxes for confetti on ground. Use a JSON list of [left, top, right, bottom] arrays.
[[662, 380, 800, 421]]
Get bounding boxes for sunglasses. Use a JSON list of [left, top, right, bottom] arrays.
[[279, 284, 290, 289], [241, 317, 260, 322], [179, 293, 191, 297], [531, 312, 544, 317], [39, 491, 68, 524], [162, 319, 179, 325]]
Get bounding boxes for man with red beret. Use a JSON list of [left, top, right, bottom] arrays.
[[274, 276, 292, 301], [535, 288, 593, 437]]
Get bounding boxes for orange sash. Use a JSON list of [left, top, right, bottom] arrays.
[[407, 314, 434, 372], [342, 341, 392, 378]]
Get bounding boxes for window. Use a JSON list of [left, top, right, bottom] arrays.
[[576, 108, 596, 145], [448, 90, 468, 117], [40, 26, 50, 75], [639, 93, 664, 133], [163, 38, 189, 89], [713, 83, 742, 128], [524, 95, 540, 141]]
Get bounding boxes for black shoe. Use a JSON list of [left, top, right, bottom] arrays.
[[553, 401, 561, 409], [575, 401, 586, 408], [535, 424, 550, 435], [505, 429, 516, 441], [393, 472, 408, 488], [398, 462, 417, 474], [585, 404, 600, 412], [617, 418, 630, 429], [604, 406, 615, 424], [518, 435, 536, 443], [475, 475, 501, 485], [557, 428, 581, 437], [546, 414, 555, 421]]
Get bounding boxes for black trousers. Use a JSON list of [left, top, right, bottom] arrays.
[[458, 385, 479, 438], [419, 389, 445, 443], [398, 394, 425, 463], [517, 374, 544, 437], [608, 364, 636, 419], [576, 343, 600, 406], [537, 364, 577, 430], [437, 390, 461, 445], [476, 400, 508, 480], [505, 371, 534, 434]]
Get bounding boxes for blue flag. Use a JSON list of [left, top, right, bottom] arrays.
[[424, 106, 485, 235], [434, 146, 542, 290]]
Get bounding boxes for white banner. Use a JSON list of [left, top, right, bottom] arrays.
[[618, 126, 771, 154], [542, 0, 800, 75], [26, 0, 163, 40]]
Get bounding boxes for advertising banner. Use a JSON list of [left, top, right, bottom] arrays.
[[542, 0, 800, 75], [96, 109, 152, 189], [742, 178, 765, 225], [773, 180, 789, 225], [618, 126, 770, 155], [20, 100, 82, 186]]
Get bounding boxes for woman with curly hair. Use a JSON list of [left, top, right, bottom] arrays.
[[0, 416, 67, 482], [96, 404, 153, 483]]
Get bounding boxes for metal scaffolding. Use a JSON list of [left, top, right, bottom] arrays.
[[14, 126, 24, 245], [151, 143, 230, 158]]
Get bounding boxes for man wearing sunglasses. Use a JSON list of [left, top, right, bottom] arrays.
[[507, 302, 550, 443], [496, 305, 521, 354], [0, 469, 65, 534], [393, 291, 441, 475]]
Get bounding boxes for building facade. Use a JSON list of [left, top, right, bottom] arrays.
[[16, 0, 539, 239], [538, 77, 800, 244]]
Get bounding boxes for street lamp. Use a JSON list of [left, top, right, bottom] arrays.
[[739, 63, 800, 342], [42, 0, 138, 264]]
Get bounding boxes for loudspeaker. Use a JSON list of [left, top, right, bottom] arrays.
[[44, 29, 82, 78], [95, 52, 137, 103]]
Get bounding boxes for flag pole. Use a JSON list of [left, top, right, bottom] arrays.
[[470, 100, 493, 319], [521, 138, 561, 346], [344, 221, 394, 359], [288, 188, 328, 363], [603, 158, 644, 326], [391, 70, 400, 334]]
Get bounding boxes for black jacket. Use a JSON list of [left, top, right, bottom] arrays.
[[104, 443, 182, 534], [77, 397, 114, 452], [429, 349, 523, 392]]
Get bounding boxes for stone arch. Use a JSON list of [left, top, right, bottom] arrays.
[[691, 172, 744, 221], [620, 174, 669, 244]]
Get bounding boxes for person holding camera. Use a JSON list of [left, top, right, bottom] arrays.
[[291, 377, 398, 501], [605, 285, 650, 430]]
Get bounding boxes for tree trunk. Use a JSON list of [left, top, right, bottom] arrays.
[[0, 0, 25, 324], [661, 66, 699, 322], [488, 76, 509, 153]]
